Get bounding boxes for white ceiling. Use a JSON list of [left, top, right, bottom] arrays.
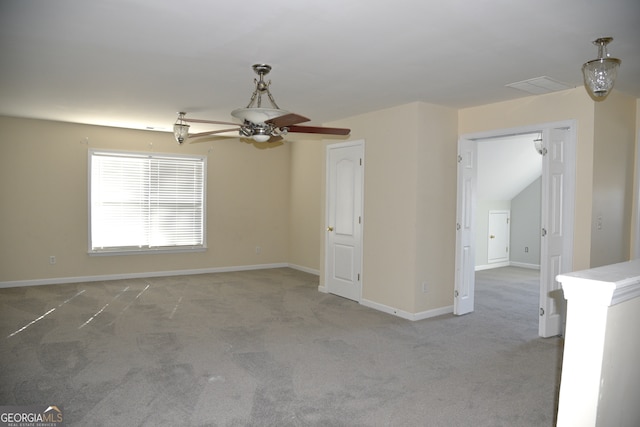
[[477, 133, 542, 201], [0, 0, 639, 135]]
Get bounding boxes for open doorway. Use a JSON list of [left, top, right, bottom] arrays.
[[475, 133, 542, 271], [474, 133, 543, 328], [454, 121, 576, 337]]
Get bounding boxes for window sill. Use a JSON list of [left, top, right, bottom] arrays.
[[88, 247, 207, 256]]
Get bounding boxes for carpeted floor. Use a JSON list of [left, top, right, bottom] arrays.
[[0, 267, 562, 426]]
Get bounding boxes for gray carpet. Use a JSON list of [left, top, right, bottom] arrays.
[[0, 267, 562, 426]]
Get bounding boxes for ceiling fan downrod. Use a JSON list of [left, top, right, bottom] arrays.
[[245, 64, 280, 110]]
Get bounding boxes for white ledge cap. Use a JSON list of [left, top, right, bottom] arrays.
[[557, 259, 640, 306]]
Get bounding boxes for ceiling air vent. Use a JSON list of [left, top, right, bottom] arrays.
[[506, 76, 574, 95]]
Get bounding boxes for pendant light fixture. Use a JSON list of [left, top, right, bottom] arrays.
[[534, 133, 544, 155], [173, 112, 190, 144], [231, 64, 289, 142], [582, 37, 621, 100]]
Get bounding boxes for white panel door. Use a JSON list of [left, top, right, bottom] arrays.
[[454, 138, 477, 315], [539, 127, 572, 337], [325, 141, 364, 302], [488, 210, 510, 264]]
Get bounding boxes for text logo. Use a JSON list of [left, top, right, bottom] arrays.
[[0, 405, 64, 427]]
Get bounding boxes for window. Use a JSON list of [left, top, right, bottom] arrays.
[[89, 149, 206, 254]]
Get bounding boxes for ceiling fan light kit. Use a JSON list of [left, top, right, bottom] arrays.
[[582, 37, 621, 100], [173, 64, 350, 144]]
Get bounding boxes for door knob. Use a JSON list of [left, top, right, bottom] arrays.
[[327, 226, 334, 231]]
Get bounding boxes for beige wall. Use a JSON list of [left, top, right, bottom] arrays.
[[414, 102, 458, 312], [288, 139, 323, 272], [324, 104, 419, 312], [459, 88, 596, 270], [0, 117, 291, 282], [324, 102, 458, 314], [590, 91, 637, 267], [3, 88, 637, 317]]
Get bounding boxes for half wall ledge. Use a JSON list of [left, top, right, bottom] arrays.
[[556, 258, 640, 427]]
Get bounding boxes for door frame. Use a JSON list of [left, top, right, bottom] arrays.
[[323, 139, 365, 302], [634, 126, 640, 259], [455, 120, 576, 337]]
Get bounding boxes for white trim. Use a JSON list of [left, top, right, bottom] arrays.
[[88, 247, 207, 256], [324, 139, 365, 302], [510, 261, 541, 270], [361, 298, 453, 321], [288, 264, 320, 276], [475, 261, 540, 271], [88, 148, 208, 254], [634, 125, 640, 259], [558, 258, 640, 307], [3, 262, 458, 321], [459, 120, 576, 337], [0, 263, 289, 289], [475, 262, 510, 271], [459, 120, 575, 142]]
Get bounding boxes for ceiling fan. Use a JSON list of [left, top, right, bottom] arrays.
[[173, 64, 351, 144]]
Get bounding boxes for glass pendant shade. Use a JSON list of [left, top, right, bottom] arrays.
[[534, 135, 543, 155], [173, 112, 190, 144], [252, 134, 270, 143], [582, 37, 621, 100], [582, 58, 620, 98], [231, 107, 288, 124]]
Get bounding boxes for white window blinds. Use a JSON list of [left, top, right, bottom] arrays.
[[90, 150, 205, 253]]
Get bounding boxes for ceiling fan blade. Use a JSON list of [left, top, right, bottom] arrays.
[[266, 113, 310, 128], [287, 125, 350, 136], [183, 118, 239, 126], [189, 127, 240, 138]]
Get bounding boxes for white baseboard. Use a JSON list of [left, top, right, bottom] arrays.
[[475, 261, 510, 271], [3, 263, 452, 324], [288, 264, 320, 276], [360, 298, 453, 321], [0, 263, 292, 289], [475, 261, 540, 271], [509, 261, 541, 270]]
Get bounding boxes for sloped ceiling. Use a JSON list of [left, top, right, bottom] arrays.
[[477, 133, 542, 201], [0, 0, 639, 134]]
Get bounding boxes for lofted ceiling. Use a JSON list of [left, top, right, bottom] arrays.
[[477, 133, 542, 202], [0, 0, 639, 135]]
